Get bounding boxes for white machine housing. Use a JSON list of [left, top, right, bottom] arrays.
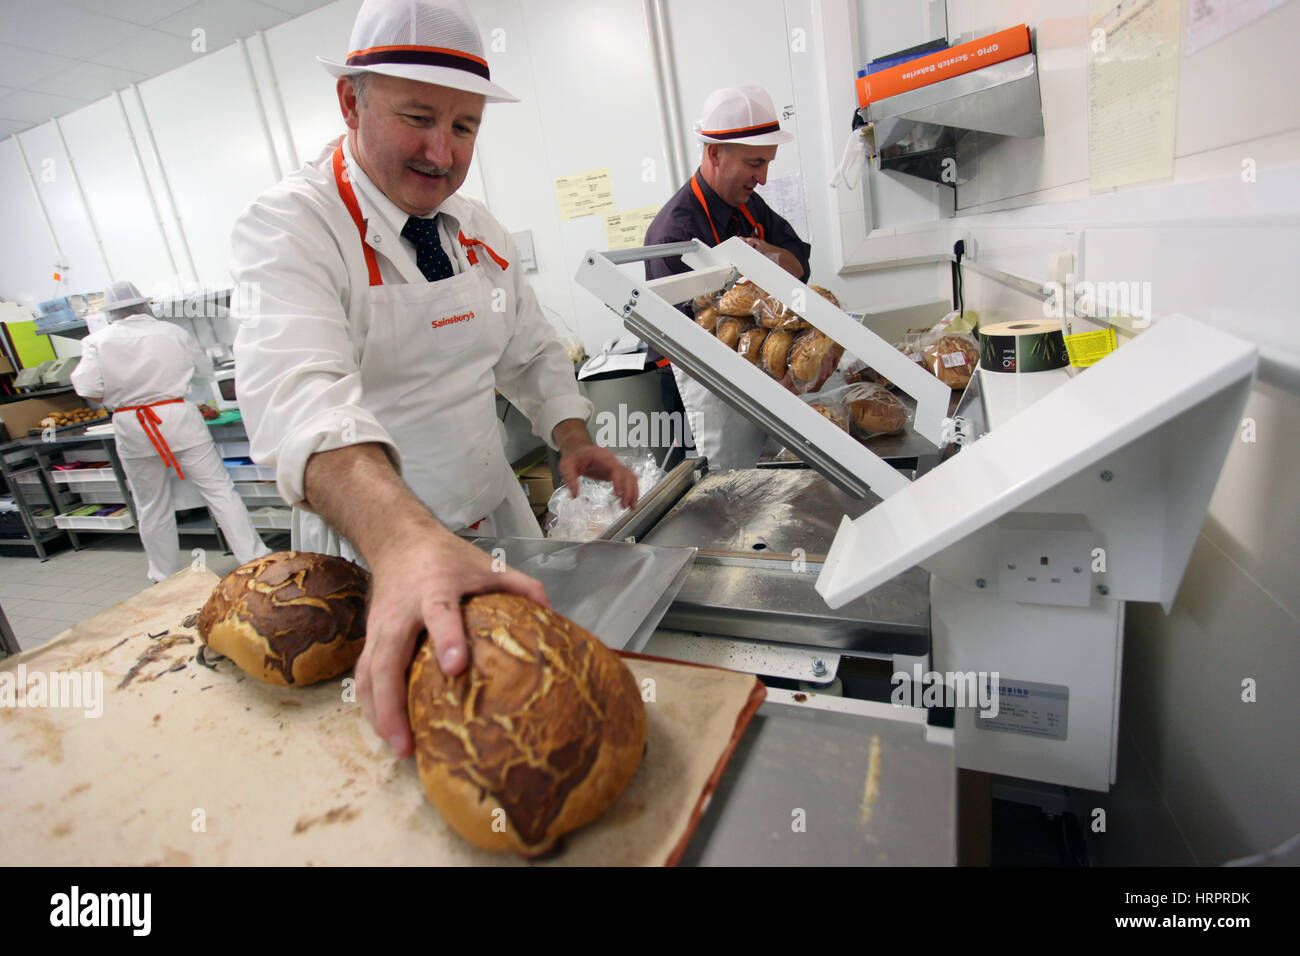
[[576, 241, 1257, 792]]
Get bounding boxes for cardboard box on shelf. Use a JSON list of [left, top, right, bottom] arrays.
[[518, 461, 555, 508], [0, 394, 88, 437]]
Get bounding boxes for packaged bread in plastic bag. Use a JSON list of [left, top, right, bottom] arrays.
[[737, 325, 769, 364], [920, 330, 979, 389]]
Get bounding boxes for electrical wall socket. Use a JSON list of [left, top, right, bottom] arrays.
[[995, 512, 1095, 608]]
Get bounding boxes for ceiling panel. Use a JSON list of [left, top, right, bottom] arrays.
[[151, 0, 291, 47], [0, 0, 339, 138], [258, 0, 339, 15], [0, 90, 89, 124], [27, 62, 150, 101], [82, 29, 204, 75], [58, 0, 204, 27], [0, 42, 81, 89], [1, 1, 146, 61]]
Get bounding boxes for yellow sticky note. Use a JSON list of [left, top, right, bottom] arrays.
[[604, 205, 661, 250], [1064, 328, 1117, 368], [555, 167, 615, 221]]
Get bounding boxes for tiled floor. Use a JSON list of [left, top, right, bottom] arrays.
[[0, 535, 249, 653]]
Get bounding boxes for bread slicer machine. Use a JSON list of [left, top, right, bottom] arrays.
[[576, 237, 1257, 792]]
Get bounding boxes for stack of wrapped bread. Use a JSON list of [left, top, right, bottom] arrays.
[[694, 278, 845, 394]]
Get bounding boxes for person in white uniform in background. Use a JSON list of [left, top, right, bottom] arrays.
[[230, 0, 637, 758], [71, 281, 270, 583]]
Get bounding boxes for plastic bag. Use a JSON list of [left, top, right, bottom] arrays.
[[842, 357, 892, 389], [920, 330, 979, 390], [783, 330, 844, 395], [736, 325, 769, 364], [717, 278, 766, 319], [692, 291, 724, 334], [543, 454, 664, 541], [757, 294, 808, 331], [812, 382, 910, 439], [715, 315, 754, 350]]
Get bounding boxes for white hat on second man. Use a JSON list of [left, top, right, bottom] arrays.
[[319, 0, 519, 103], [102, 280, 150, 311], [694, 86, 793, 146]]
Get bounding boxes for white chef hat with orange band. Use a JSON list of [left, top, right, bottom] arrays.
[[319, 0, 519, 103], [694, 86, 793, 146]]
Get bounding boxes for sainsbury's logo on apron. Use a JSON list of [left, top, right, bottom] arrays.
[[432, 310, 475, 330]]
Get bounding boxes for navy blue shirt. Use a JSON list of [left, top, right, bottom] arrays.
[[644, 169, 811, 286], [642, 170, 810, 364]]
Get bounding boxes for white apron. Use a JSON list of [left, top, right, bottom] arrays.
[[291, 146, 540, 563]]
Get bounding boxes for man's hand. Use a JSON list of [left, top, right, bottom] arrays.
[[359, 525, 547, 759], [741, 236, 804, 279], [303, 443, 548, 759], [551, 418, 639, 509]]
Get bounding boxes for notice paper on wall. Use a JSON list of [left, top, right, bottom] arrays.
[[604, 205, 661, 250], [1185, 0, 1289, 55], [1087, 0, 1181, 192], [555, 167, 616, 221], [754, 172, 810, 242]]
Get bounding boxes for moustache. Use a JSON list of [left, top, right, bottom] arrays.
[[408, 162, 453, 176]]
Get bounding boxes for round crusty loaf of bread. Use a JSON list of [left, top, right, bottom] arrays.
[[761, 328, 795, 378], [757, 295, 808, 331], [809, 402, 849, 431], [788, 330, 844, 386], [695, 305, 720, 333], [408, 593, 646, 857], [923, 334, 979, 389], [716, 315, 754, 349], [196, 551, 370, 686], [718, 279, 765, 317], [847, 385, 907, 436], [737, 325, 769, 364]]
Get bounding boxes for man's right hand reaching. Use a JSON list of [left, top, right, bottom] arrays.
[[303, 443, 548, 758]]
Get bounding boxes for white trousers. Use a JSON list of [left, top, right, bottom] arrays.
[[122, 440, 271, 582], [671, 365, 767, 471]]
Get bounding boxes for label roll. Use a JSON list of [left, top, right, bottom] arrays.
[[979, 320, 1069, 373]]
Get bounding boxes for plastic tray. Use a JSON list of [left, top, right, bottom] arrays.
[[226, 464, 276, 481], [51, 467, 118, 483], [249, 507, 292, 530], [54, 511, 135, 530]]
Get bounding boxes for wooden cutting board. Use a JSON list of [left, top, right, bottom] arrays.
[[0, 569, 763, 866]]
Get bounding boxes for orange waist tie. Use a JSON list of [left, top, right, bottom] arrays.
[[113, 398, 187, 480]]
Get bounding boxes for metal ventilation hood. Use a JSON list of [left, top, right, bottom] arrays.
[[860, 54, 1045, 185]]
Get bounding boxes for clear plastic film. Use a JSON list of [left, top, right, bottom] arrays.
[[543, 453, 665, 541]]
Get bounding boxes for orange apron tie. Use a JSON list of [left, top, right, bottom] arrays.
[[456, 230, 510, 270], [113, 398, 187, 480], [690, 172, 765, 246], [332, 142, 512, 283]]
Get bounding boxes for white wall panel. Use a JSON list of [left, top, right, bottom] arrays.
[[138, 44, 282, 289], [58, 96, 180, 295], [18, 121, 110, 294], [0, 139, 61, 305], [666, 0, 800, 183], [465, 0, 663, 353], [262, 0, 363, 168]]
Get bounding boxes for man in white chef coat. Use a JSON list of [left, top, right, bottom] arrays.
[[230, 0, 637, 757], [71, 281, 270, 582]]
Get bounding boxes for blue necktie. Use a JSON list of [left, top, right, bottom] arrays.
[[401, 215, 454, 282]]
